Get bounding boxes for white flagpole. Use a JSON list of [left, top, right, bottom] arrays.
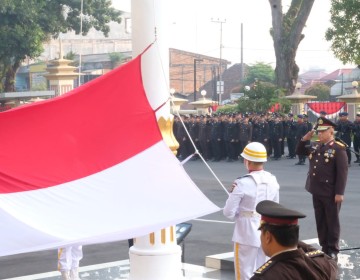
[[129, 0, 183, 279]]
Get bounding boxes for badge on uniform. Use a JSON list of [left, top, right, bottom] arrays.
[[324, 149, 335, 163]]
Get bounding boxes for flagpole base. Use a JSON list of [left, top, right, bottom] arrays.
[[129, 245, 184, 280]]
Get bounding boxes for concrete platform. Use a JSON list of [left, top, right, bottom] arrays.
[[8, 240, 360, 280], [6, 260, 234, 280]]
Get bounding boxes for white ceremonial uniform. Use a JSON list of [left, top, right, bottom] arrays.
[[58, 245, 83, 273], [223, 170, 280, 280]]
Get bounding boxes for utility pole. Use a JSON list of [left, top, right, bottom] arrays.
[[78, 0, 84, 87], [211, 18, 226, 105], [240, 22, 244, 83], [193, 58, 203, 101]]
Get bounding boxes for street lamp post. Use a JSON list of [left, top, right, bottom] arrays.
[[201, 89, 207, 100], [352, 81, 359, 95], [193, 58, 203, 101], [295, 82, 302, 95]]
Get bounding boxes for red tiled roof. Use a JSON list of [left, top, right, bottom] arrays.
[[320, 69, 353, 81]]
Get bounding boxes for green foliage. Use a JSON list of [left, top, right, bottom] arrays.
[[0, 0, 122, 92], [236, 82, 291, 113], [325, 0, 360, 65], [305, 84, 331, 101], [243, 62, 275, 84], [64, 51, 78, 66], [64, 51, 77, 60], [109, 52, 124, 68], [216, 104, 238, 114], [31, 82, 47, 91]]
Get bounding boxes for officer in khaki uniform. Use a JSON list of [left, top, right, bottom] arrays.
[[250, 200, 338, 280], [296, 117, 348, 260]]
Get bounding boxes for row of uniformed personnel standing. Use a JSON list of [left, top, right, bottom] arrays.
[[173, 112, 314, 163], [174, 110, 360, 166], [335, 112, 360, 165]]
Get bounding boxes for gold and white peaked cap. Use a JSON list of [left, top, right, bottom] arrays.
[[241, 142, 268, 162]]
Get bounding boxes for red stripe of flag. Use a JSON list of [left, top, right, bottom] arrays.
[[0, 55, 162, 193]]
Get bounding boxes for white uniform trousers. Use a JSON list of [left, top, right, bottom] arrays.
[[234, 242, 266, 280], [58, 246, 83, 272]]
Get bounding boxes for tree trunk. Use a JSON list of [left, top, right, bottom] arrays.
[[269, 0, 315, 95], [4, 60, 21, 92]]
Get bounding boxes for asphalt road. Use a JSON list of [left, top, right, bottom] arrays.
[[1, 157, 359, 279]]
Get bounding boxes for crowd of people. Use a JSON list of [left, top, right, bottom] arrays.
[[173, 111, 360, 166]]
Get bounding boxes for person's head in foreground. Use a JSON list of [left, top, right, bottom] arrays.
[[256, 200, 306, 257]]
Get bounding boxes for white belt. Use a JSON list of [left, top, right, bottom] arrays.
[[239, 211, 261, 218]]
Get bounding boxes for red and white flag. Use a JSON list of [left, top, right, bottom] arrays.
[[0, 52, 219, 257]]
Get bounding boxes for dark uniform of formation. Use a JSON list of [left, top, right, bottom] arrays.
[[173, 112, 314, 163], [250, 200, 338, 280], [173, 111, 360, 166]]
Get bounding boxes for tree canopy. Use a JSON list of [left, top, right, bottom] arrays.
[[243, 62, 275, 85], [0, 0, 121, 92], [305, 83, 331, 101], [236, 81, 291, 113], [325, 0, 360, 65]]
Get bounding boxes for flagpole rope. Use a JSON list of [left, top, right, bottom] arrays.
[[149, 2, 229, 196]]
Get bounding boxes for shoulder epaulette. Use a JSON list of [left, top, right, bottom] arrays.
[[254, 259, 274, 274], [315, 140, 320, 142], [335, 141, 345, 147], [306, 250, 324, 258], [236, 174, 250, 180]]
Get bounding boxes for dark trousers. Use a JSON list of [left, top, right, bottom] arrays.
[[341, 138, 352, 164], [200, 140, 211, 160], [239, 140, 248, 155], [271, 138, 281, 158], [211, 139, 222, 161], [287, 137, 296, 157], [354, 136, 360, 160], [312, 195, 341, 254]]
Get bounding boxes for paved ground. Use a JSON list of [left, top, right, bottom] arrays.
[[1, 156, 360, 279]]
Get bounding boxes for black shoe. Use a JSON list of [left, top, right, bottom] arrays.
[[295, 162, 302, 165], [354, 159, 360, 163]]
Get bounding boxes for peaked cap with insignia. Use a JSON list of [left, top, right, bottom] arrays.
[[256, 200, 306, 226]]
